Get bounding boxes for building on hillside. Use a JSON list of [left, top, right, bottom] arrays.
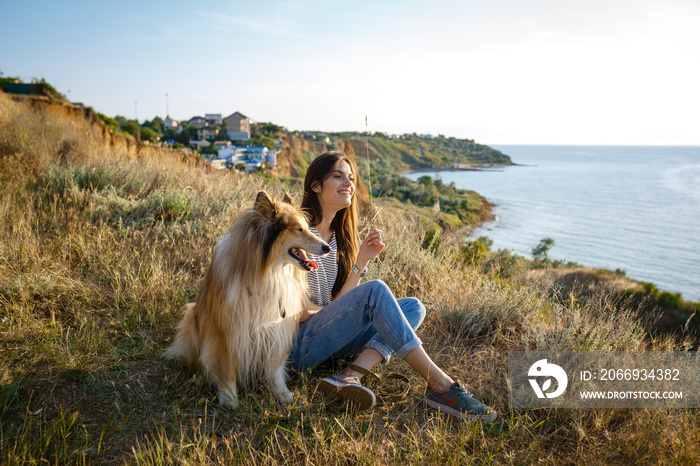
[[245, 158, 263, 172], [224, 111, 251, 141], [209, 159, 227, 170], [217, 145, 277, 169], [164, 116, 179, 131], [191, 139, 211, 151], [266, 150, 277, 166], [197, 126, 218, 140], [217, 146, 238, 160], [304, 132, 330, 144], [213, 140, 232, 150], [245, 147, 272, 161], [205, 113, 223, 125], [188, 116, 206, 128]]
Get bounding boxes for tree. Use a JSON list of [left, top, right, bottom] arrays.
[[532, 238, 555, 261], [175, 129, 190, 145], [256, 122, 283, 134], [174, 123, 198, 141], [121, 120, 141, 140], [143, 116, 164, 133], [260, 135, 275, 150], [140, 127, 159, 143], [418, 175, 433, 186], [162, 128, 177, 141], [98, 113, 119, 132]]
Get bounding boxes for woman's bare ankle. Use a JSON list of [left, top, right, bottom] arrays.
[[429, 376, 454, 394], [342, 368, 364, 380]]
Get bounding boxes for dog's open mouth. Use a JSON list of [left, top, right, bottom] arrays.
[[289, 248, 319, 271]]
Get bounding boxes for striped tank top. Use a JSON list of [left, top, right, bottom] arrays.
[[307, 226, 337, 307]]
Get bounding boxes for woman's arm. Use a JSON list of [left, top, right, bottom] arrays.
[[300, 297, 323, 322], [336, 228, 385, 298]]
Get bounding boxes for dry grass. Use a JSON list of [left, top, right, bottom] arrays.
[[1, 91, 698, 464]]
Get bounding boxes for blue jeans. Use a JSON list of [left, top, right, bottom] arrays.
[[289, 280, 426, 371]]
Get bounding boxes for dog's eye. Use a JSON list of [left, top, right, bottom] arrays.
[[298, 228, 303, 232]]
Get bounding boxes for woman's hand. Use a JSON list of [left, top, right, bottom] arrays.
[[335, 228, 385, 298], [300, 298, 323, 322], [356, 228, 385, 266]]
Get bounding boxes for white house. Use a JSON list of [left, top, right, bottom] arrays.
[[205, 113, 223, 125], [266, 150, 277, 166], [164, 116, 179, 131], [245, 146, 268, 159], [245, 158, 263, 172], [209, 159, 227, 170], [217, 145, 277, 168]]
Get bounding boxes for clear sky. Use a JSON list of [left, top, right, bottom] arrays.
[[2, 0, 699, 145]]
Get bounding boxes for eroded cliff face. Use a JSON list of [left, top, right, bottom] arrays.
[[275, 135, 371, 210], [7, 94, 210, 169], [275, 134, 327, 178], [340, 140, 370, 207], [344, 139, 381, 161]]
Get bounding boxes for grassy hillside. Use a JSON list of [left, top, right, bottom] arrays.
[[1, 91, 699, 464], [330, 133, 512, 172]]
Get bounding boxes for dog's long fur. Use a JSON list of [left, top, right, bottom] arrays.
[[165, 191, 329, 408]]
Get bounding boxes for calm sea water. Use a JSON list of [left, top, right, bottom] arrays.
[[405, 145, 700, 302]]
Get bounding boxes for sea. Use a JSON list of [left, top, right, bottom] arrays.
[[404, 145, 700, 302]]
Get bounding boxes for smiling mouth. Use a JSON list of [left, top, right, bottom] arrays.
[[289, 247, 319, 271]]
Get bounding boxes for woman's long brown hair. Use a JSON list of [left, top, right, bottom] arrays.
[[301, 151, 359, 299]]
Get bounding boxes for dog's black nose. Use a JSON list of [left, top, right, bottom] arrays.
[[322, 245, 331, 254]]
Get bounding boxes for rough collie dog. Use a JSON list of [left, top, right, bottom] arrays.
[[165, 191, 330, 408]]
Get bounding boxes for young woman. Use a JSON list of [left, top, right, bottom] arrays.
[[288, 150, 496, 422]]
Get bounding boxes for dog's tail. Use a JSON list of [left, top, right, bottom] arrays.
[[164, 303, 199, 364]]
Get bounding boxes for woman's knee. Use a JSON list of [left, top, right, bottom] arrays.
[[365, 279, 391, 295], [361, 279, 394, 304], [399, 297, 426, 329]]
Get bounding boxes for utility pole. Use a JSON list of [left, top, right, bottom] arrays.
[[166, 93, 169, 117], [134, 101, 138, 122]]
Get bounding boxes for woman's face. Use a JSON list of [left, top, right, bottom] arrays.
[[315, 160, 355, 212]]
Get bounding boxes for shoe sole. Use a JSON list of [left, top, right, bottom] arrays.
[[426, 399, 498, 423], [318, 378, 376, 411]]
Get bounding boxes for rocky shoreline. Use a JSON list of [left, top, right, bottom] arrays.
[[402, 161, 514, 175]]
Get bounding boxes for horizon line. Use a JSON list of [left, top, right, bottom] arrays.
[[484, 143, 700, 147]]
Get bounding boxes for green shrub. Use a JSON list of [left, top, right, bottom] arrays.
[[483, 248, 527, 279], [658, 291, 683, 308], [421, 226, 442, 254], [461, 235, 493, 264]]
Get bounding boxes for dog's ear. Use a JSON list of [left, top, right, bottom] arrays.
[[254, 191, 274, 217], [255, 191, 270, 206], [282, 192, 294, 206]]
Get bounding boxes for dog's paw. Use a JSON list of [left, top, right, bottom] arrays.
[[276, 390, 294, 404], [218, 391, 239, 409]]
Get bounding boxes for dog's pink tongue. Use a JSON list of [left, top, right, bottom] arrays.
[[308, 260, 319, 270]]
